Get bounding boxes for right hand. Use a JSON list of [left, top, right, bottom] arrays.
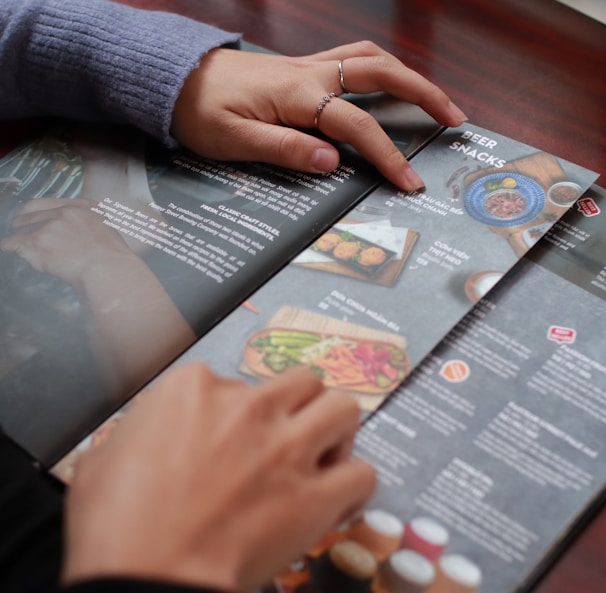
[[62, 364, 376, 592]]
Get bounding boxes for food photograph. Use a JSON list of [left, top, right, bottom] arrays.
[[240, 307, 410, 410]]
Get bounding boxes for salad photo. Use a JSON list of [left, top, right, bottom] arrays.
[[244, 328, 409, 394]]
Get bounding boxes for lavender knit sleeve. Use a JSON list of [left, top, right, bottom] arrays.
[[0, 0, 241, 145]]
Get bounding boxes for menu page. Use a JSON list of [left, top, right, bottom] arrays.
[[47, 152, 604, 593], [169, 123, 597, 416], [274, 186, 606, 593], [0, 93, 446, 465], [0, 122, 383, 464]]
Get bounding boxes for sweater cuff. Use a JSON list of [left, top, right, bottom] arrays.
[[20, 0, 241, 145]]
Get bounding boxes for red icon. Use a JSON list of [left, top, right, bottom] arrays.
[[547, 325, 576, 344], [577, 197, 600, 217], [439, 360, 470, 382]]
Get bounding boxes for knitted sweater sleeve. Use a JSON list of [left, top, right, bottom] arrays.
[[0, 0, 241, 145]]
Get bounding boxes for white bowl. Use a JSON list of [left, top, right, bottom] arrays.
[[547, 181, 582, 207]]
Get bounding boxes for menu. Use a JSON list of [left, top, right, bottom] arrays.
[[158, 124, 597, 418], [272, 185, 606, 593], [0, 117, 383, 462], [0, 100, 602, 593], [34, 123, 603, 593]]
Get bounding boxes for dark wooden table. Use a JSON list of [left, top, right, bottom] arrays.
[[116, 2, 606, 591], [4, 0, 605, 590]]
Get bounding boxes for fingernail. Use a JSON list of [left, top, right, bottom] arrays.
[[311, 148, 340, 173], [448, 100, 468, 126], [401, 167, 425, 192]]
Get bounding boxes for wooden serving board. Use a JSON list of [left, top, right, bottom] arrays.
[[295, 220, 419, 286], [240, 306, 410, 411], [464, 152, 571, 257]]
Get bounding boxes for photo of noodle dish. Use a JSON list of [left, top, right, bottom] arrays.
[[244, 328, 409, 394], [463, 172, 545, 227]]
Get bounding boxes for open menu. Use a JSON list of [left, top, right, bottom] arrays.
[[0, 99, 442, 463], [0, 100, 601, 593], [141, 126, 598, 420]]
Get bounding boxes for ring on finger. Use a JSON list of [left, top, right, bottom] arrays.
[[338, 59, 349, 94], [314, 92, 337, 127]]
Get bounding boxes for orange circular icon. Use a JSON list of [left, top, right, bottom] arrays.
[[439, 360, 470, 383]]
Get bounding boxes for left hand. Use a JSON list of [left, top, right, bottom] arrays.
[[171, 41, 467, 192]]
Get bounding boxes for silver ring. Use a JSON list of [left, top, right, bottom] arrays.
[[338, 59, 349, 94], [314, 92, 336, 127]]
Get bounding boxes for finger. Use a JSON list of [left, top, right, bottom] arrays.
[[195, 110, 416, 188], [313, 457, 377, 528], [9, 210, 64, 231], [196, 119, 341, 174], [253, 366, 326, 415], [316, 97, 425, 190], [0, 235, 42, 269], [10, 199, 94, 230], [328, 56, 466, 127], [167, 363, 249, 404], [14, 197, 90, 215], [291, 390, 361, 467], [305, 42, 467, 127], [304, 40, 392, 62]]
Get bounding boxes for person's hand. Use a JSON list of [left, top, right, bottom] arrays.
[[172, 41, 467, 192], [0, 198, 138, 286], [62, 364, 376, 592], [1, 197, 196, 390]]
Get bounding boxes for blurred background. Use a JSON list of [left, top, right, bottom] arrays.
[[555, 0, 606, 23]]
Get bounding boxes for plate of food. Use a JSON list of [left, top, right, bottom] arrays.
[[244, 328, 409, 394], [311, 229, 397, 277], [463, 173, 545, 227]]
